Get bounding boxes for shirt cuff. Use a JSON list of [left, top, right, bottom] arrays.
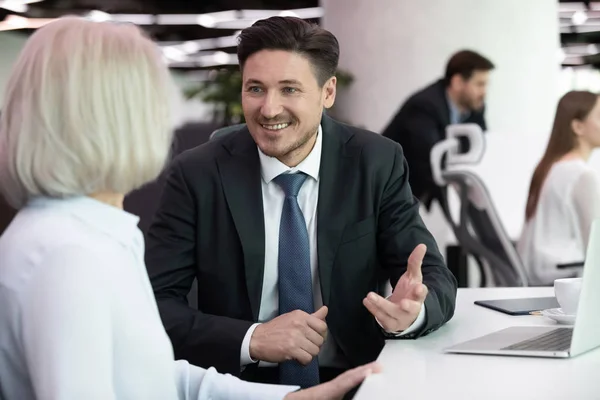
[[377, 302, 427, 337], [241, 323, 261, 366]]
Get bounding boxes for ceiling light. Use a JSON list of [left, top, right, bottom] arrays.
[[0, 0, 44, 13], [572, 10, 588, 25], [0, 1, 27, 13], [182, 41, 201, 54], [162, 46, 187, 62], [279, 11, 299, 17], [111, 14, 154, 24], [5, 14, 27, 27], [87, 10, 111, 22], [213, 51, 231, 64], [197, 15, 216, 27]]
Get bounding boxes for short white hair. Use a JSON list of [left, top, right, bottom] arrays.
[[0, 16, 175, 208]]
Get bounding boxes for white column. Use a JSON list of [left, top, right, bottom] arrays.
[[322, 0, 561, 222], [322, 0, 561, 285], [322, 0, 560, 136]]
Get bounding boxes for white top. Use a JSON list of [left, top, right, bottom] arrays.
[[240, 125, 425, 368], [0, 196, 297, 400], [517, 159, 600, 285], [354, 287, 600, 400]]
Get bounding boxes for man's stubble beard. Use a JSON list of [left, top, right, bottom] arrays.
[[261, 122, 319, 160]]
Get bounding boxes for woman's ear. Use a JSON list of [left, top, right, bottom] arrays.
[[572, 118, 584, 137]]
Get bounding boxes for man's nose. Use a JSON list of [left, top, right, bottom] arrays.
[[260, 92, 283, 119]]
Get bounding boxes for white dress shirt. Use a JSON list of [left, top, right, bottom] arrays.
[[240, 125, 425, 368], [518, 159, 600, 285], [0, 196, 297, 400]]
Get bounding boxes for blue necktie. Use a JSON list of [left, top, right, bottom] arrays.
[[274, 172, 320, 388]]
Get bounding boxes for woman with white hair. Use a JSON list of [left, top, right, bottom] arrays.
[[0, 17, 376, 400]]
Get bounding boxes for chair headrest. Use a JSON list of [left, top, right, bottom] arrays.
[[430, 123, 486, 187], [209, 123, 247, 141], [445, 123, 485, 166]]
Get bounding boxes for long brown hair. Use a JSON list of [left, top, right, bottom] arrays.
[[525, 90, 599, 220]]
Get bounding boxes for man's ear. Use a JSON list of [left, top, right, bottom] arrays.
[[450, 74, 465, 91], [323, 76, 337, 109]]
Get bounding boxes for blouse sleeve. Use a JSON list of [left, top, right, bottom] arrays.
[[20, 245, 117, 400], [173, 360, 298, 400], [571, 168, 600, 248]]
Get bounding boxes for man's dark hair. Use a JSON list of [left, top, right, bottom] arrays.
[[444, 50, 494, 86], [237, 16, 339, 87]]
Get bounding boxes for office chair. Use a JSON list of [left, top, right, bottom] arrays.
[[209, 123, 246, 141], [430, 124, 529, 287]]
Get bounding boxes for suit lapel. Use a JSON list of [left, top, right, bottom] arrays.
[[217, 129, 265, 321], [317, 115, 358, 306]]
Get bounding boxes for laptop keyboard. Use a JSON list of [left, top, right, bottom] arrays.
[[502, 327, 573, 352]]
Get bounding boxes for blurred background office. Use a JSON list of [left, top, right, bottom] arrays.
[[1, 0, 599, 289]]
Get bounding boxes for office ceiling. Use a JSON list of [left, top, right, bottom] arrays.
[[4, 1, 600, 69], [0, 0, 320, 70], [560, 1, 600, 67], [0, 0, 319, 41]]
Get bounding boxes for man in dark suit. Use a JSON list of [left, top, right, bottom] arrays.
[[382, 50, 494, 210], [146, 16, 457, 391]]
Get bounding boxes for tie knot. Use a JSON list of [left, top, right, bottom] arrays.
[[274, 172, 308, 197]]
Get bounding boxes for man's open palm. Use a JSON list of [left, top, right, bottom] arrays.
[[363, 244, 429, 333]]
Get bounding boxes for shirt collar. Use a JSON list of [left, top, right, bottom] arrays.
[[258, 124, 322, 184], [446, 92, 471, 124], [27, 196, 141, 247]]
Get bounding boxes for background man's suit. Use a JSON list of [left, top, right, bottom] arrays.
[[145, 114, 457, 378], [381, 79, 487, 209]]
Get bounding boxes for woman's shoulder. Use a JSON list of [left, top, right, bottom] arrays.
[[5, 205, 124, 253], [0, 205, 129, 293], [546, 159, 595, 186]]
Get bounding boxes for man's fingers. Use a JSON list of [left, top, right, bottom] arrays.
[[407, 283, 429, 302], [298, 337, 321, 358], [306, 314, 328, 338], [312, 305, 328, 320], [362, 294, 398, 331], [304, 325, 325, 347], [328, 362, 381, 398], [407, 244, 426, 279], [364, 292, 423, 332], [291, 347, 315, 366], [400, 298, 422, 315], [365, 293, 398, 318], [416, 284, 428, 302]]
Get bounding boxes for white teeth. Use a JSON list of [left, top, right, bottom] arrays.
[[262, 123, 290, 131]]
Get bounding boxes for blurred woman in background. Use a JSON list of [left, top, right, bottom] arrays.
[[0, 16, 375, 400], [518, 90, 600, 286]]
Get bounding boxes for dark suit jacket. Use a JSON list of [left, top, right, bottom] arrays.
[[145, 115, 457, 377], [381, 79, 487, 209]]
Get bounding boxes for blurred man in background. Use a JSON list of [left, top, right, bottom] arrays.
[[382, 50, 494, 210]]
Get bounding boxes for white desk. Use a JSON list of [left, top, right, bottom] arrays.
[[355, 287, 600, 400]]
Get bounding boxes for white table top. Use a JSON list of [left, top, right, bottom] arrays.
[[355, 287, 600, 400]]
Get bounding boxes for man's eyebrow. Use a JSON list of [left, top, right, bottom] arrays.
[[244, 79, 304, 86], [279, 79, 304, 86]]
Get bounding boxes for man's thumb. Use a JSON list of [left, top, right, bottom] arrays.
[[312, 305, 328, 320]]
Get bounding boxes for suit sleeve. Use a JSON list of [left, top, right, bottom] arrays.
[[383, 102, 445, 203], [145, 157, 253, 376], [376, 143, 457, 338]]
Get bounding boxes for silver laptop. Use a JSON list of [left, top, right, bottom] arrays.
[[445, 220, 600, 359]]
